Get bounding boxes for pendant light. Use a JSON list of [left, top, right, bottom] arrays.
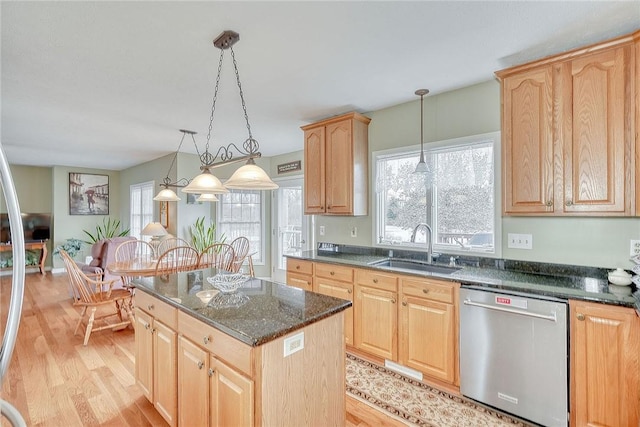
[[413, 89, 431, 174], [153, 129, 198, 201], [196, 193, 219, 202], [182, 30, 278, 194]]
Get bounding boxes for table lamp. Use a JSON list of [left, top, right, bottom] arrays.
[[141, 222, 168, 254]]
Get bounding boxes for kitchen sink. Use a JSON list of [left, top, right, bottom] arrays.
[[369, 259, 461, 275]]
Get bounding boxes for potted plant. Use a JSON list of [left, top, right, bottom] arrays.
[[82, 217, 130, 244], [52, 238, 84, 259], [190, 216, 225, 252]]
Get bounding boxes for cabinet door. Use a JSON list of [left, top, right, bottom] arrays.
[[559, 46, 631, 214], [154, 321, 177, 426], [134, 308, 154, 401], [210, 356, 254, 427], [304, 126, 326, 214], [502, 66, 554, 214], [325, 119, 353, 214], [570, 301, 639, 427], [354, 285, 397, 360], [286, 271, 313, 291], [178, 337, 210, 427], [399, 295, 455, 384], [314, 278, 354, 346]]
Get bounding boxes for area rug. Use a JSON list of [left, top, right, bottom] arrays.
[[346, 353, 534, 427]]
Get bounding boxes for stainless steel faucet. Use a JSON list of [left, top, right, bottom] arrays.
[[410, 223, 433, 263]]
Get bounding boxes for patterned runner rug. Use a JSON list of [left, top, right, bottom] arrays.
[[346, 353, 535, 427]]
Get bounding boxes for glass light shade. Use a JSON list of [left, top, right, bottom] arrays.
[[153, 188, 181, 201], [414, 160, 431, 174], [181, 169, 229, 194], [141, 222, 168, 237], [224, 162, 279, 190], [196, 193, 219, 202]]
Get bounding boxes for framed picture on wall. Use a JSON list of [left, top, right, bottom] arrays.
[[69, 173, 109, 215], [160, 201, 169, 228]]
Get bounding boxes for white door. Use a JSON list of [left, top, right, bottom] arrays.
[[271, 177, 311, 283]]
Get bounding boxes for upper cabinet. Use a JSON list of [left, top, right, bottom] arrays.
[[302, 112, 371, 215], [497, 30, 639, 216]]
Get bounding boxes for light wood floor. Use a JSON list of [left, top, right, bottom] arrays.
[[1, 272, 403, 426]]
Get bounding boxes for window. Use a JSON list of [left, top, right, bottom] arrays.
[[374, 132, 499, 255], [216, 190, 265, 264], [130, 181, 155, 239]]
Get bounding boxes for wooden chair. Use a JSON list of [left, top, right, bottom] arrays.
[[115, 239, 156, 288], [157, 237, 191, 256], [198, 243, 236, 271], [60, 250, 135, 346], [229, 237, 250, 273], [155, 246, 200, 275]]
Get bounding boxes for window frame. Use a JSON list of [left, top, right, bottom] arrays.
[[372, 131, 501, 258], [216, 189, 266, 265], [129, 180, 155, 240]]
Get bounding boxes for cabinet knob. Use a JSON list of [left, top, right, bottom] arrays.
[[391, 298, 396, 304], [373, 279, 378, 284], [330, 271, 335, 276], [144, 323, 150, 330], [546, 200, 553, 207], [203, 336, 211, 345], [208, 368, 215, 377], [347, 289, 352, 294], [296, 265, 300, 270], [147, 304, 154, 310], [422, 289, 430, 294], [576, 313, 585, 321], [197, 361, 204, 370], [402, 301, 407, 306], [565, 200, 574, 206]]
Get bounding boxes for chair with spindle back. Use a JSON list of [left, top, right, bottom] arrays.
[[198, 243, 236, 272], [155, 246, 200, 275]]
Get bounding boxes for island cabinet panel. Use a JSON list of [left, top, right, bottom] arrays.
[[178, 336, 210, 427], [497, 31, 637, 216], [210, 356, 254, 427], [313, 263, 354, 345], [256, 313, 345, 426], [302, 112, 370, 216], [354, 269, 398, 360], [134, 292, 178, 427], [570, 300, 640, 427], [399, 277, 459, 386]]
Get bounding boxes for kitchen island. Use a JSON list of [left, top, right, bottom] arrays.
[[131, 268, 351, 427]]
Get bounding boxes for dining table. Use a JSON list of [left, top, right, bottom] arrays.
[[108, 258, 159, 277]]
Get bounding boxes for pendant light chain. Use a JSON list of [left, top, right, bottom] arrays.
[[163, 131, 188, 186], [419, 92, 424, 162], [203, 48, 226, 165], [230, 46, 259, 155]]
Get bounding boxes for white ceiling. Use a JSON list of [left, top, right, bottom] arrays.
[[2, 1, 639, 171]]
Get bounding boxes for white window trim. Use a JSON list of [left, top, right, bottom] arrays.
[[129, 180, 155, 240], [372, 131, 501, 258]]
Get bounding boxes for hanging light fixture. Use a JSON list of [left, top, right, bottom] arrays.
[[196, 193, 219, 203], [413, 89, 431, 175], [153, 129, 198, 201], [182, 30, 278, 194]]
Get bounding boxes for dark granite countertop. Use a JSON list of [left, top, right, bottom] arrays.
[[287, 247, 640, 314], [132, 268, 352, 347]]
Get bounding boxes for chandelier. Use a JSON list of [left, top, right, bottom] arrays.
[[182, 30, 278, 195], [153, 129, 198, 202], [413, 89, 432, 175]]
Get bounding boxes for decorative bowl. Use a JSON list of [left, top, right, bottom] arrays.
[[206, 272, 249, 293], [608, 268, 632, 286], [196, 290, 217, 304]]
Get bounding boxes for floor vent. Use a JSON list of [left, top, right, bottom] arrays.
[[384, 360, 423, 381]]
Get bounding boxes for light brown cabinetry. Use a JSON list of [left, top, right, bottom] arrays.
[[301, 112, 370, 216], [354, 269, 398, 360], [399, 277, 459, 385], [570, 300, 640, 427], [498, 31, 637, 216], [313, 263, 354, 345], [134, 291, 178, 426], [286, 258, 313, 291]]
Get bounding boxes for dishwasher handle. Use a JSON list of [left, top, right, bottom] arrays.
[[463, 298, 557, 322]]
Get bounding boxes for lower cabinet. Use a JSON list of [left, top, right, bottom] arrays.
[[210, 356, 254, 426], [399, 277, 459, 385], [134, 292, 178, 427], [314, 263, 355, 345], [286, 258, 314, 291], [570, 300, 640, 427]]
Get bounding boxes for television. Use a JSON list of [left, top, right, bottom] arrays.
[[0, 213, 51, 243]]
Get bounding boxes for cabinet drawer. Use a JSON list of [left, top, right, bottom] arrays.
[[315, 263, 354, 283], [401, 277, 456, 304], [177, 311, 253, 377], [287, 272, 313, 291], [135, 291, 178, 329], [286, 258, 314, 275], [356, 269, 397, 292]]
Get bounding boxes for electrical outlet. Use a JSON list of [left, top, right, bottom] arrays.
[[351, 227, 357, 238], [283, 332, 304, 357], [319, 226, 325, 236], [630, 240, 640, 257], [507, 233, 533, 250]]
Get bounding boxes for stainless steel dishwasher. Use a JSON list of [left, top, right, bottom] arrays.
[[459, 287, 568, 427]]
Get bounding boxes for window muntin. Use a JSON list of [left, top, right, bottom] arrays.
[[216, 190, 265, 265], [130, 181, 154, 239], [375, 133, 497, 255]]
